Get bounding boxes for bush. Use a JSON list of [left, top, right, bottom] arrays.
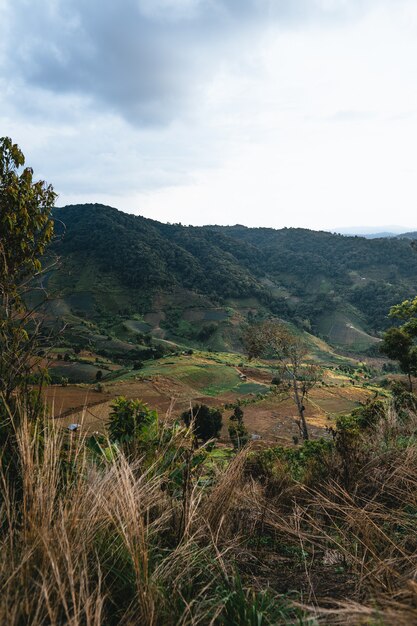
[[228, 406, 249, 449], [181, 404, 223, 442], [108, 397, 157, 443], [391, 382, 417, 419]]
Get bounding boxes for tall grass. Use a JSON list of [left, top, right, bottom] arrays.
[[1, 395, 417, 624], [0, 405, 308, 625], [249, 400, 417, 625]]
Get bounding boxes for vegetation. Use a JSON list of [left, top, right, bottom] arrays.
[[228, 406, 249, 449], [48, 204, 417, 353], [181, 403, 223, 442], [381, 296, 417, 390], [108, 397, 158, 444], [242, 320, 321, 440], [1, 379, 417, 624], [0, 137, 56, 409], [5, 139, 417, 624]]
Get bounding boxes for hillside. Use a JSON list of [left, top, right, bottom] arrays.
[[48, 204, 417, 354], [398, 231, 417, 239]]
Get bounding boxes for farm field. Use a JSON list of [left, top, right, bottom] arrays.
[[46, 352, 380, 443], [317, 310, 382, 351]]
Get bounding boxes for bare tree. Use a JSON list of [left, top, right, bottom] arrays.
[[242, 320, 321, 440]]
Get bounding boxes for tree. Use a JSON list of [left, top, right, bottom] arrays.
[[181, 404, 223, 442], [242, 320, 321, 440], [108, 397, 157, 442], [95, 370, 103, 381], [228, 405, 249, 449], [0, 137, 56, 414], [381, 297, 417, 391]]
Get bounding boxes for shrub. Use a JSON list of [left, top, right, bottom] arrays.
[[181, 404, 223, 442], [228, 406, 249, 449], [391, 381, 417, 418], [337, 398, 386, 433], [108, 397, 157, 443]]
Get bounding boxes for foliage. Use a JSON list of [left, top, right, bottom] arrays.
[[242, 320, 321, 440], [228, 406, 249, 449], [107, 396, 158, 443], [2, 385, 417, 624], [381, 327, 417, 389], [181, 403, 223, 442], [350, 397, 386, 430], [390, 381, 417, 419], [0, 137, 55, 441], [51, 204, 417, 346], [0, 137, 56, 303], [249, 439, 333, 483], [219, 575, 310, 626], [334, 399, 386, 444]]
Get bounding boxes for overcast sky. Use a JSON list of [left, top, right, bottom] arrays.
[[2, 0, 417, 230]]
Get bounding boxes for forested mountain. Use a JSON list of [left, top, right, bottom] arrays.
[[49, 204, 417, 352]]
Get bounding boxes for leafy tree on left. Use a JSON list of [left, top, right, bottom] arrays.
[[0, 137, 56, 420]]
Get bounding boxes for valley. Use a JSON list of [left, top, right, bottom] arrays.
[[38, 203, 414, 444], [46, 348, 386, 444]]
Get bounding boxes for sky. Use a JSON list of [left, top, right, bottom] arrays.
[[2, 0, 417, 231]]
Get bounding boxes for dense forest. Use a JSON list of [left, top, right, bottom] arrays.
[[52, 204, 417, 338]]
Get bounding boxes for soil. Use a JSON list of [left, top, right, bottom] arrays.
[[46, 371, 374, 444]]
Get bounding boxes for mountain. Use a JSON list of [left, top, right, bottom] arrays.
[[47, 204, 417, 354], [333, 225, 414, 238], [397, 232, 417, 240], [358, 232, 399, 239]]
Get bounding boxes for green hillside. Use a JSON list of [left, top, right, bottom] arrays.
[[48, 204, 417, 355]]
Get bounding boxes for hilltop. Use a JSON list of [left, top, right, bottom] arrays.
[[47, 204, 417, 356]]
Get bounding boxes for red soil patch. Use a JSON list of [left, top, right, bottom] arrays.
[[46, 373, 375, 445]]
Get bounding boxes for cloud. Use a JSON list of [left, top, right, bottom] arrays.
[[2, 0, 417, 231], [2, 0, 373, 126]]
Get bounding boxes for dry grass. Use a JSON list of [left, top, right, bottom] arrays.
[[244, 402, 417, 625], [0, 412, 231, 625], [1, 396, 417, 625], [1, 404, 301, 626]]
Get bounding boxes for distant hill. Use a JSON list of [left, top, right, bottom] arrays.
[[397, 232, 417, 240], [360, 232, 398, 239], [334, 226, 414, 238], [48, 204, 417, 354]]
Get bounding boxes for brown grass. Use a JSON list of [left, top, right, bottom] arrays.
[[0, 407, 257, 625], [2, 396, 417, 624]]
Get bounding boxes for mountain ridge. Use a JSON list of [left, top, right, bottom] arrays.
[[49, 203, 417, 354]]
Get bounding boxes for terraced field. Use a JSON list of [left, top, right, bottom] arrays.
[[47, 352, 380, 444], [317, 310, 381, 351]]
